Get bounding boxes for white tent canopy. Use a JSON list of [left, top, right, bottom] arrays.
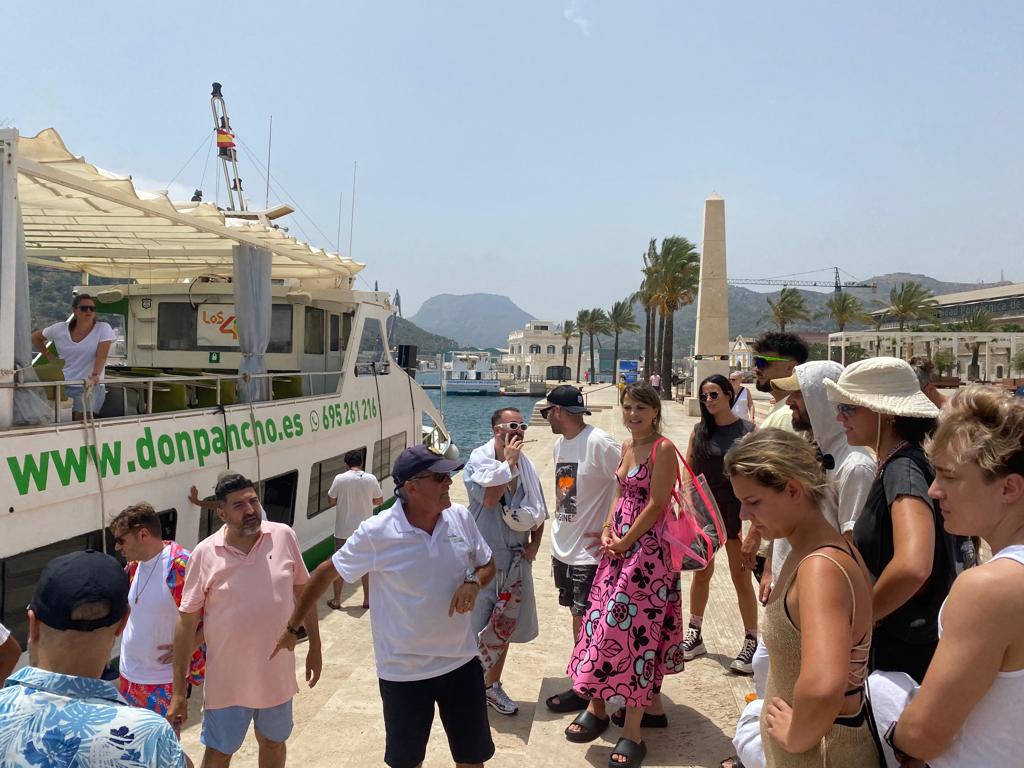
[[17, 128, 364, 283]]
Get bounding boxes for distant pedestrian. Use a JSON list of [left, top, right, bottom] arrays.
[[0, 621, 20, 682], [274, 445, 497, 768], [751, 332, 809, 431], [464, 407, 547, 715], [649, 371, 662, 390], [0, 551, 186, 767], [110, 503, 205, 720], [167, 473, 321, 768], [730, 371, 755, 423], [540, 385, 621, 714], [326, 451, 383, 610]]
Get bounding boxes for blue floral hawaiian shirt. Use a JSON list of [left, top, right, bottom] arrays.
[[0, 666, 185, 767]]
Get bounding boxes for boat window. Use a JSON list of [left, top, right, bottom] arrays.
[[304, 307, 325, 355], [329, 314, 341, 352], [355, 318, 390, 375], [259, 471, 298, 526], [0, 528, 104, 647], [307, 448, 368, 518], [158, 303, 293, 353], [372, 431, 407, 480], [268, 305, 294, 353]]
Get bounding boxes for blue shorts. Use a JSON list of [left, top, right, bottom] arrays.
[[65, 384, 106, 415], [201, 700, 293, 755]]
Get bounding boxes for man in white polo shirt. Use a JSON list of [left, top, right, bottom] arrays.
[[275, 445, 497, 768], [326, 450, 383, 610]]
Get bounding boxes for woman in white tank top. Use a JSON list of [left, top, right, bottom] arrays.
[[887, 384, 1024, 766]]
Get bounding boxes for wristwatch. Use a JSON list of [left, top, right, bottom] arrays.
[[883, 720, 913, 764], [464, 567, 480, 586], [286, 623, 302, 637]]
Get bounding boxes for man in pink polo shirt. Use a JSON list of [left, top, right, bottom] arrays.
[[167, 474, 321, 768]]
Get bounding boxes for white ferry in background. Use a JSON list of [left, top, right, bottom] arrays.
[[0, 84, 452, 650], [441, 350, 502, 395]]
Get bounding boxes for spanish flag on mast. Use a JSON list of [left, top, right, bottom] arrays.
[[216, 129, 236, 149]]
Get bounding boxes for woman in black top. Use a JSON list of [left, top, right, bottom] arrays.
[[683, 374, 757, 675], [825, 357, 961, 683]]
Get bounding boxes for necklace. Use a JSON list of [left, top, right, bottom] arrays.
[[877, 440, 909, 475], [133, 553, 161, 604]]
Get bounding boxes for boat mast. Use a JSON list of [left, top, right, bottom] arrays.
[[210, 82, 246, 211]]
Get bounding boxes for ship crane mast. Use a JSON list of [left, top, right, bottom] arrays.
[[730, 266, 876, 294], [210, 82, 245, 211]]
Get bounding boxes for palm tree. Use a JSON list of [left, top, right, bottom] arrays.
[[650, 236, 700, 393], [559, 320, 576, 381], [954, 309, 995, 381], [765, 287, 810, 333], [638, 239, 659, 378], [885, 281, 937, 332], [581, 308, 612, 383], [819, 292, 869, 332], [608, 299, 640, 383], [575, 309, 590, 383]]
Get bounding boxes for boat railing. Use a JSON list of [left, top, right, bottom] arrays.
[[4, 369, 352, 424]]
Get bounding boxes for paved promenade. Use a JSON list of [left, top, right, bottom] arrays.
[[180, 384, 766, 767]]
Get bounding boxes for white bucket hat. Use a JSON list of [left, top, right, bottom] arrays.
[[824, 357, 939, 418]]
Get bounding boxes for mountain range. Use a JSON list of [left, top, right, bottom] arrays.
[[409, 293, 535, 349]]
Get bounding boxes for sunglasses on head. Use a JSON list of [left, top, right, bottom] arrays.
[[411, 471, 450, 483], [753, 355, 789, 369], [499, 422, 528, 432], [77, 305, 96, 313], [836, 403, 860, 417], [699, 391, 722, 402]]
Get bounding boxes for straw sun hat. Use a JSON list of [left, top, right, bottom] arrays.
[[823, 357, 939, 419]]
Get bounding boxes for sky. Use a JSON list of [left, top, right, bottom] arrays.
[[3, 1, 1022, 319]]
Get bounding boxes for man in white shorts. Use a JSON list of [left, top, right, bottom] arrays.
[[327, 450, 383, 609]]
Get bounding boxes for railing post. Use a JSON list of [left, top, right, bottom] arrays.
[[147, 380, 154, 414]]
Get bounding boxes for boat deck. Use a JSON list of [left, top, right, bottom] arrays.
[[179, 385, 762, 767]]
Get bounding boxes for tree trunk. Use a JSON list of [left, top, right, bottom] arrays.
[[643, 306, 654, 378], [561, 342, 568, 381], [576, 334, 584, 383], [655, 312, 665, 375], [588, 332, 596, 383], [969, 344, 980, 381], [661, 310, 674, 397], [613, 331, 620, 385]]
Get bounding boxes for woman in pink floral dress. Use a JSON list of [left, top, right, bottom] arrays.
[[564, 383, 685, 768]]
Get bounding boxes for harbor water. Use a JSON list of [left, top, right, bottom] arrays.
[[426, 389, 543, 456]]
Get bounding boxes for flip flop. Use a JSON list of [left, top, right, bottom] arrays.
[[326, 599, 342, 610], [720, 758, 745, 768], [564, 711, 611, 743], [609, 737, 646, 768], [610, 709, 668, 729], [546, 688, 588, 713]]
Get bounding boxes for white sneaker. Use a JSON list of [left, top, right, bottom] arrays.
[[486, 682, 519, 716], [682, 624, 706, 661], [730, 636, 758, 675]]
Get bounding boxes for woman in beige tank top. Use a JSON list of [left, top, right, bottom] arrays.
[[725, 430, 880, 767]]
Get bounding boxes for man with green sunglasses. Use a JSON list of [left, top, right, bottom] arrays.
[[751, 332, 810, 431]]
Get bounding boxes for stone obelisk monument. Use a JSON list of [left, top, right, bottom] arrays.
[[688, 194, 730, 415]]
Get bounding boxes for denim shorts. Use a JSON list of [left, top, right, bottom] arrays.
[[65, 383, 106, 415], [201, 699, 293, 755], [551, 556, 598, 617]]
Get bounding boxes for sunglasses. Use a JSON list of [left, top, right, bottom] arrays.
[[836, 403, 861, 418], [539, 406, 555, 418], [112, 526, 142, 545], [698, 391, 722, 402], [499, 422, 528, 432], [76, 305, 96, 313], [753, 355, 789, 369], [411, 471, 451, 483]]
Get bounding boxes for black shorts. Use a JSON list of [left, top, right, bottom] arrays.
[[552, 557, 598, 617], [718, 495, 742, 540], [378, 658, 494, 768]]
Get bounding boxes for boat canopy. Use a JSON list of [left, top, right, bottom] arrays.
[[17, 128, 364, 283]]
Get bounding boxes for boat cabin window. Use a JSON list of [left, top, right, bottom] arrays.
[[355, 318, 390, 375], [307, 447, 368, 518], [259, 470, 298, 526], [329, 314, 341, 352], [304, 307, 325, 355], [157, 302, 294, 353], [372, 431, 407, 481]]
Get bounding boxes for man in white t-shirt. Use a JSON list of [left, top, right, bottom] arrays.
[[0, 621, 20, 682], [539, 385, 621, 713], [275, 445, 497, 768], [326, 451, 383, 610], [110, 502, 203, 721]]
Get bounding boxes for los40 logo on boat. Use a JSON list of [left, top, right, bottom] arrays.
[[309, 398, 378, 432]]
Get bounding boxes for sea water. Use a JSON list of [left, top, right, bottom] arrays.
[[425, 389, 542, 456]]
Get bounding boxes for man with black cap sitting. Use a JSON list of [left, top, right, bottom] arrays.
[[274, 444, 497, 768], [0, 550, 187, 766], [539, 385, 621, 713]]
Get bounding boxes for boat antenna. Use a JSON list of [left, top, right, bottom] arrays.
[[348, 160, 357, 258], [335, 190, 344, 253], [210, 82, 246, 211], [264, 114, 273, 209]]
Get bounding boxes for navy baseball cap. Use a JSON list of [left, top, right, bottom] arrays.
[[393, 444, 464, 487], [541, 385, 591, 416], [29, 550, 129, 631]]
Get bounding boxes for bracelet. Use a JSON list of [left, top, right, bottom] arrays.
[[602, 522, 612, 529]]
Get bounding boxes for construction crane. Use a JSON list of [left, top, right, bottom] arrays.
[[730, 267, 876, 294]]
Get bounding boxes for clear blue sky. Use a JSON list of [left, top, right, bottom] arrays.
[[4, 2, 1022, 319]]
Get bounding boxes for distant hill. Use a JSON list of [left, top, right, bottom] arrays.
[[409, 293, 535, 348], [389, 317, 459, 356]]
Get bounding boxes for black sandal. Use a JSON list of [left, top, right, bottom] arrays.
[[610, 709, 668, 728], [609, 737, 646, 767], [546, 688, 588, 713], [564, 710, 611, 743], [720, 758, 745, 768]]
